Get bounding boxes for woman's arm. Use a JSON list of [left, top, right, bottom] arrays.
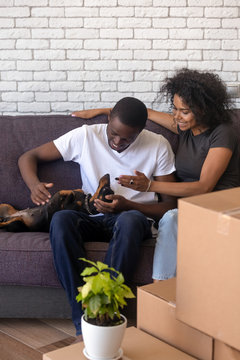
[[117, 147, 233, 197], [94, 173, 177, 219], [72, 108, 111, 118], [94, 195, 177, 220], [147, 109, 177, 134], [71, 107, 178, 134]]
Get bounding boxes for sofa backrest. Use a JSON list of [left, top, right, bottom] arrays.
[[0, 114, 179, 209], [1, 110, 239, 210]]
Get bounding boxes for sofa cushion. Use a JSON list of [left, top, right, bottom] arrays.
[[0, 230, 60, 287], [0, 229, 155, 287]]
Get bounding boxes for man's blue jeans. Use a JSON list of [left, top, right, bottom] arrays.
[[49, 209, 152, 335]]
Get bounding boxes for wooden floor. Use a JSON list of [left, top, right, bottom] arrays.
[[0, 319, 77, 360], [0, 317, 136, 360]]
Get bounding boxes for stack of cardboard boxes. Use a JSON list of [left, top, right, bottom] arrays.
[[43, 187, 240, 360], [138, 187, 240, 360]]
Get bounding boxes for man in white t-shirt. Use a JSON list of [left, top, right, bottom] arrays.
[[18, 97, 176, 340]]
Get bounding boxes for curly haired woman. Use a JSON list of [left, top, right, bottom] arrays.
[[72, 68, 240, 282]]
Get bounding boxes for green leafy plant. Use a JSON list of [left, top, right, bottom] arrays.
[[76, 258, 135, 326]]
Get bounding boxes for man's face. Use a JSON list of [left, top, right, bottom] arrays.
[[106, 116, 141, 153]]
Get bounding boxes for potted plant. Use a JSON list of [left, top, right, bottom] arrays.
[[76, 258, 135, 360]]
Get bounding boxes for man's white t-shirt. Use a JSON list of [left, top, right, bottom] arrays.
[[54, 124, 175, 204]]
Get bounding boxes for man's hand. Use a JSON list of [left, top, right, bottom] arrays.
[[30, 182, 54, 205], [94, 194, 129, 213]]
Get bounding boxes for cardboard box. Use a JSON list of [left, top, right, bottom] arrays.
[[137, 278, 213, 360], [176, 187, 240, 351], [43, 326, 197, 360], [214, 340, 240, 360]]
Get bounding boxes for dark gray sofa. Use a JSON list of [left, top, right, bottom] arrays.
[[0, 111, 239, 319]]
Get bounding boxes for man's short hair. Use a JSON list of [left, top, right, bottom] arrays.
[[110, 97, 147, 130]]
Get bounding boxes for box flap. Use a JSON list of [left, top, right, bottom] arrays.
[[138, 278, 176, 304], [43, 326, 197, 360], [179, 187, 240, 213]]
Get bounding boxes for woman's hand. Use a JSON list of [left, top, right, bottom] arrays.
[[71, 108, 111, 119], [71, 109, 100, 118], [116, 170, 151, 192]]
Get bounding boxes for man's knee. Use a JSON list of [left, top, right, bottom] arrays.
[[114, 210, 150, 241], [51, 210, 69, 228], [116, 210, 146, 228], [50, 209, 86, 229]]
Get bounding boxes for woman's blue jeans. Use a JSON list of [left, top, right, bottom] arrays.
[[152, 208, 178, 281], [49, 209, 152, 335]]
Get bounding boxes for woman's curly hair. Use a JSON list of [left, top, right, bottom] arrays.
[[160, 68, 233, 129]]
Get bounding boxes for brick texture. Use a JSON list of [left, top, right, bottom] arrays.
[[0, 0, 239, 114]]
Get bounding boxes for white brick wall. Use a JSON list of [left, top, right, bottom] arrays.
[[0, 0, 239, 114]]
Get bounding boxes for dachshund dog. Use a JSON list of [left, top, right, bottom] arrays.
[[0, 174, 114, 232]]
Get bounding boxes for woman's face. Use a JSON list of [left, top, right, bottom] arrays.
[[172, 94, 199, 134]]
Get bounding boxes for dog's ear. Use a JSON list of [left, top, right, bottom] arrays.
[[90, 174, 114, 203]]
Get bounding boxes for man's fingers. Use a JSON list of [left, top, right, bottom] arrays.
[[33, 190, 50, 205], [39, 183, 53, 198], [104, 194, 115, 200], [94, 199, 115, 212]]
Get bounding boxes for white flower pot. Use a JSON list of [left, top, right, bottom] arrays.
[[81, 314, 127, 360]]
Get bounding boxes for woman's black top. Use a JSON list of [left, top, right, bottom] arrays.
[[175, 124, 240, 191]]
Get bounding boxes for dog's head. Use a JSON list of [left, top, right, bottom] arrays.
[[93, 173, 114, 201], [88, 173, 114, 214]]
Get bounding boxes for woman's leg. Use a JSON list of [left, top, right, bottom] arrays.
[[152, 208, 178, 281]]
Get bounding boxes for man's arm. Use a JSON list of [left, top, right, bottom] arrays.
[[18, 141, 62, 205]]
